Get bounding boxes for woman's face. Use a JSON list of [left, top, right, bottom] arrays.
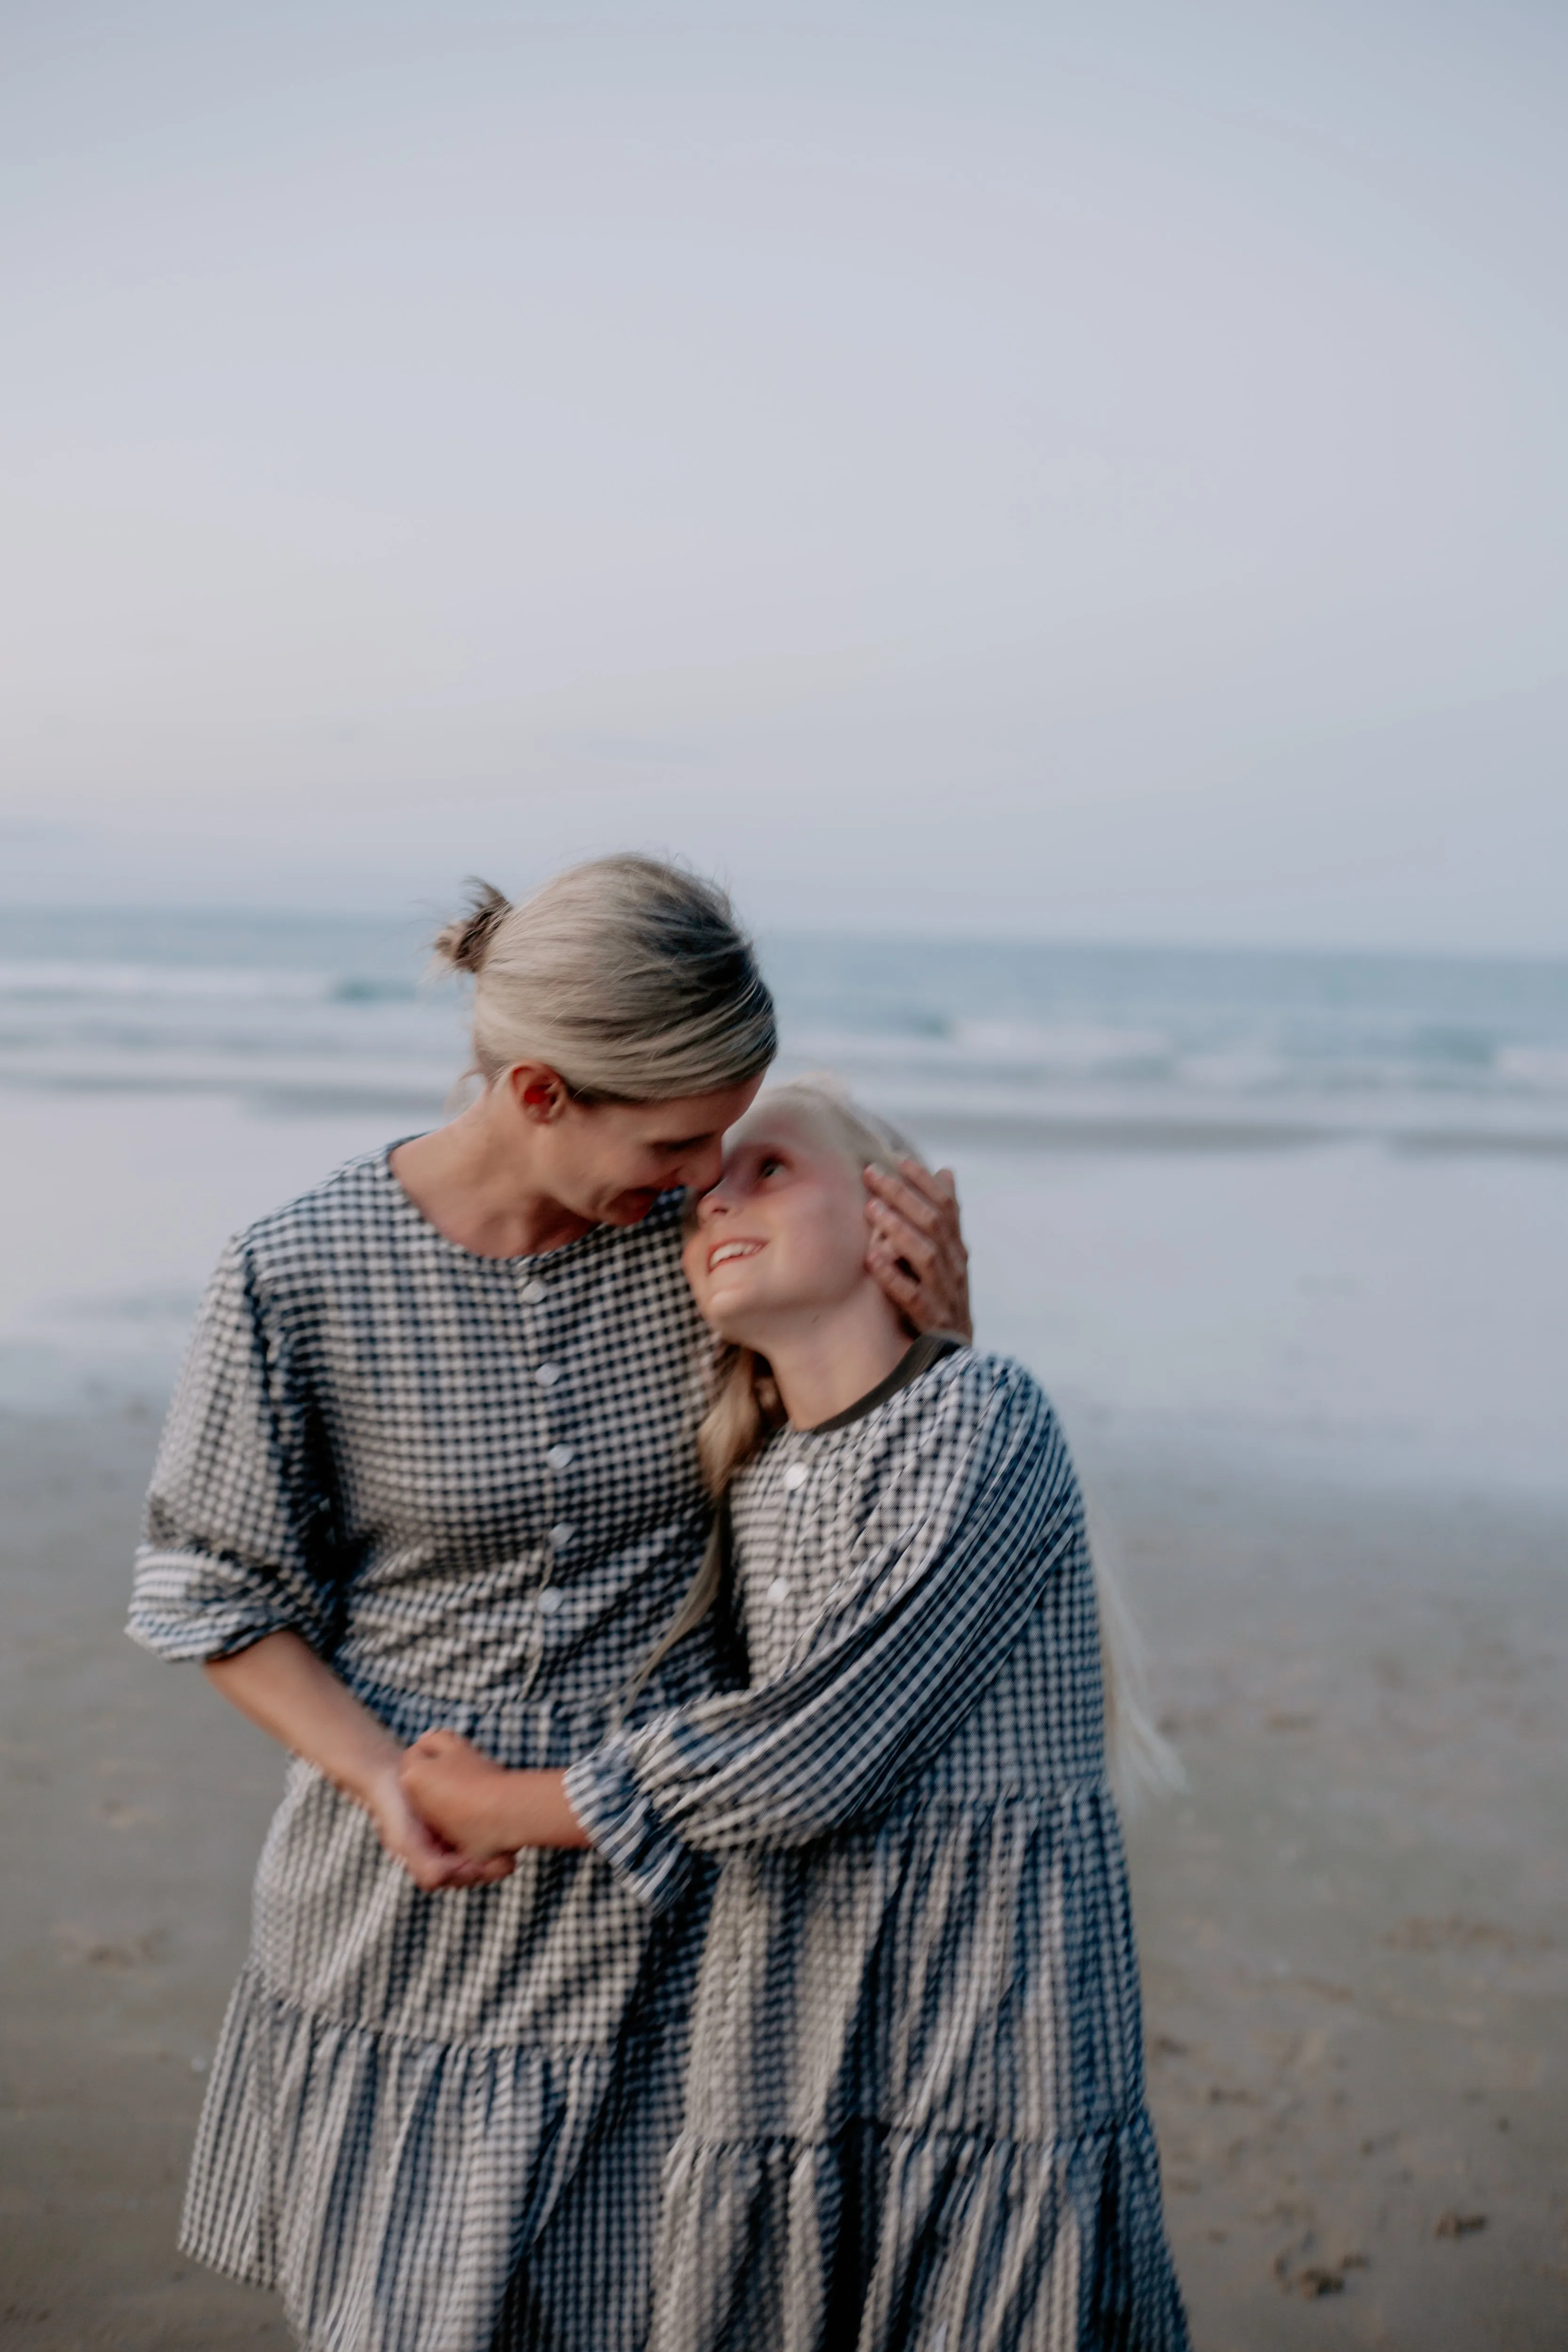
[[516, 1073, 765, 1226], [683, 1104, 870, 1341]]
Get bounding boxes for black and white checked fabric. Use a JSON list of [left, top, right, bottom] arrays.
[[568, 1350, 1190, 2352], [129, 1147, 724, 2352]]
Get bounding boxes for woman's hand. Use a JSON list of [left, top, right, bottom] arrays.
[[864, 1159, 972, 1343], [361, 1759, 516, 1892]]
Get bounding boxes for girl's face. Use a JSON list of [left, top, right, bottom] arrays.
[[683, 1104, 870, 1342]]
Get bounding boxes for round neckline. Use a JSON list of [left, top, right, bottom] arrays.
[[794, 1332, 967, 1439], [376, 1139, 681, 1270]]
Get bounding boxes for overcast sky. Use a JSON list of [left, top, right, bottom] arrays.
[[1, 0, 1564, 951]]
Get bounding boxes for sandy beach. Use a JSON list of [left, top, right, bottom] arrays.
[[1099, 1445, 1568, 2350], [1, 1400, 1563, 2351]]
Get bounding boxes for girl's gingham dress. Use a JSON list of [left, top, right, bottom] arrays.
[[127, 1149, 723, 2352], [567, 1345, 1189, 2352]]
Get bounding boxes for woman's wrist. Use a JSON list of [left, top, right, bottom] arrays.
[[325, 1732, 406, 1815], [207, 1634, 406, 1811]]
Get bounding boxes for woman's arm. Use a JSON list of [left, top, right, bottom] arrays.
[[207, 1631, 512, 1891]]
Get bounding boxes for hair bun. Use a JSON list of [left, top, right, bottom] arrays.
[[431, 879, 511, 976]]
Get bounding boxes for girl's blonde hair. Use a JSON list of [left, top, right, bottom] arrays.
[[643, 1075, 1183, 1807], [432, 855, 776, 1100]]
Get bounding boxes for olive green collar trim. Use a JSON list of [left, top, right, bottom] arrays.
[[805, 1331, 966, 1435]]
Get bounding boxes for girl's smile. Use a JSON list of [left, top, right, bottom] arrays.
[[706, 1238, 765, 1270]]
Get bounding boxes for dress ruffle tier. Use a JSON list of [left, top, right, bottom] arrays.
[[184, 1964, 616, 2352], [650, 2110, 1187, 2352]]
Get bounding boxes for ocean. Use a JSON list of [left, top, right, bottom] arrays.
[[1, 906, 1564, 1494]]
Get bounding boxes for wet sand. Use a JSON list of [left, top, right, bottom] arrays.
[[1, 1406, 1564, 2350]]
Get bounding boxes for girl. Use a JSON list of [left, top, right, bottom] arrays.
[[405, 1080, 1188, 2352], [127, 868, 968, 2352]]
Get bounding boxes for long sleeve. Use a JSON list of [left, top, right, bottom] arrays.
[[128, 1240, 342, 1662], [566, 1361, 1081, 1912]]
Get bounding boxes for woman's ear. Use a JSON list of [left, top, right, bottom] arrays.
[[507, 1064, 570, 1123]]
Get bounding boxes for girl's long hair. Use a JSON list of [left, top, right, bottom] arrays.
[[636, 1076, 1181, 1806]]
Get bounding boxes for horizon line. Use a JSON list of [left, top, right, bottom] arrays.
[[0, 899, 1564, 976]]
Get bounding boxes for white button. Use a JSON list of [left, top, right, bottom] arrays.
[[783, 1463, 809, 1491], [550, 1522, 575, 1550], [765, 1578, 790, 1604], [520, 1279, 548, 1304], [546, 1444, 574, 1471], [537, 1588, 563, 1614], [535, 1363, 562, 1388]]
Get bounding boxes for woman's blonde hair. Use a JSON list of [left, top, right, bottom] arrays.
[[432, 855, 776, 1100], [641, 1075, 1182, 1807]]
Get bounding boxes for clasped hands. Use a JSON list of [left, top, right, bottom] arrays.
[[388, 1730, 583, 1889]]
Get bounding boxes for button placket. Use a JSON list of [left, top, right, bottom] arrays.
[[526, 1276, 565, 1602], [533, 1326, 559, 1601], [765, 1453, 815, 1607]]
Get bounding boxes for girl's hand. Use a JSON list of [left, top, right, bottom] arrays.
[[362, 1758, 515, 1891], [864, 1159, 972, 1343], [401, 1729, 520, 1862], [402, 1732, 590, 1857]]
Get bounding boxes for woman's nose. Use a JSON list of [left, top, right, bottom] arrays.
[[684, 1139, 726, 1197], [695, 1180, 732, 1224]]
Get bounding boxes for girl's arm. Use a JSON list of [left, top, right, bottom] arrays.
[[207, 1631, 513, 1891], [573, 1367, 1076, 1910]]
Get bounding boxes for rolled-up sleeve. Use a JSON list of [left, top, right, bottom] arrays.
[[128, 1241, 340, 1662], [566, 1365, 1080, 1912]]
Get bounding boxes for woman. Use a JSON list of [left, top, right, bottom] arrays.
[[128, 862, 968, 2352], [406, 1080, 1188, 2352]]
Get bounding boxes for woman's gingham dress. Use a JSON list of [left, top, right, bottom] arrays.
[[567, 1345, 1189, 2352], [128, 1150, 722, 2352]]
